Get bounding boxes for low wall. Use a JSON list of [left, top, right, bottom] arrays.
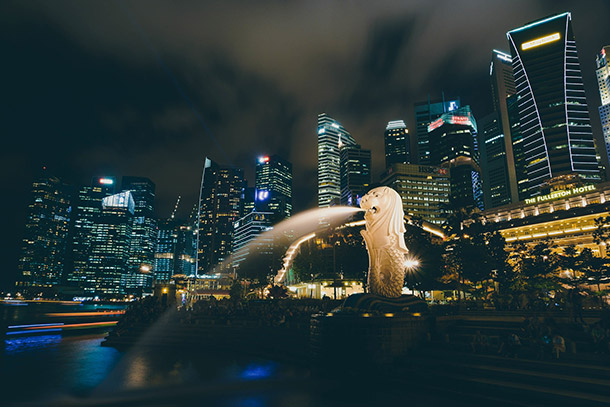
[[310, 313, 430, 369]]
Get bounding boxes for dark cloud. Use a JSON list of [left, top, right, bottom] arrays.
[[2, 0, 610, 288]]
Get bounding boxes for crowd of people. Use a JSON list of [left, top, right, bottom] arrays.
[[497, 317, 566, 359], [106, 296, 169, 340], [469, 313, 610, 360], [179, 297, 339, 327]]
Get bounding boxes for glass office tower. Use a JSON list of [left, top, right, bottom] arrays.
[[596, 46, 610, 165], [340, 144, 372, 207], [428, 106, 484, 210], [90, 191, 135, 297], [384, 120, 410, 169], [155, 218, 195, 281], [414, 96, 460, 164], [255, 154, 293, 222], [507, 12, 601, 196], [122, 176, 156, 285], [66, 177, 115, 292], [317, 113, 357, 207], [16, 174, 72, 292], [197, 158, 244, 275]]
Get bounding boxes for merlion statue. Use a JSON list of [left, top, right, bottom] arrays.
[[359, 186, 408, 298]]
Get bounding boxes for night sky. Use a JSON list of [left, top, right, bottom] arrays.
[[2, 0, 610, 289]]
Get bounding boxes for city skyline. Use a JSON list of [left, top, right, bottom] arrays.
[[3, 1, 610, 289]]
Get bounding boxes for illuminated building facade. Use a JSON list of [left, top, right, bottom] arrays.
[[155, 218, 196, 281], [66, 177, 116, 290], [340, 144, 371, 207], [89, 191, 135, 296], [232, 210, 274, 272], [477, 182, 610, 256], [318, 113, 357, 207], [479, 112, 513, 208], [16, 173, 72, 291], [255, 154, 292, 221], [380, 163, 450, 225], [414, 95, 460, 164], [122, 176, 156, 285], [507, 94, 530, 201], [384, 120, 410, 168], [428, 106, 484, 210], [197, 158, 244, 274], [240, 187, 256, 217], [507, 13, 601, 196], [597, 46, 610, 165], [480, 50, 519, 208]]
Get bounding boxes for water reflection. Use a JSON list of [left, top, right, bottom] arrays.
[[237, 362, 278, 380], [1, 333, 121, 403], [4, 334, 62, 354]]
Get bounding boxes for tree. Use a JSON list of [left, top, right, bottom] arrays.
[[576, 248, 610, 309], [438, 214, 505, 302], [266, 284, 288, 299], [238, 245, 274, 287], [229, 279, 246, 301], [509, 241, 560, 308], [593, 216, 610, 247], [291, 239, 332, 282], [403, 220, 445, 292]]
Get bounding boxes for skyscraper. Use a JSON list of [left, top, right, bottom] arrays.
[[340, 144, 371, 206], [485, 49, 520, 205], [255, 154, 292, 221], [384, 120, 410, 169], [66, 177, 116, 291], [16, 173, 72, 292], [197, 158, 244, 274], [597, 46, 610, 165], [122, 177, 157, 283], [507, 94, 530, 201], [414, 95, 460, 164], [232, 210, 274, 273], [240, 186, 256, 218], [90, 191, 135, 297], [317, 113, 357, 207], [428, 106, 484, 210], [380, 163, 450, 225], [507, 12, 601, 196], [155, 218, 196, 281], [479, 112, 513, 209]]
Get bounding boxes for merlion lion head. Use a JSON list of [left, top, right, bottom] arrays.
[[360, 186, 407, 250]]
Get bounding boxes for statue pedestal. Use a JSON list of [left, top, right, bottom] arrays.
[[310, 295, 430, 371]]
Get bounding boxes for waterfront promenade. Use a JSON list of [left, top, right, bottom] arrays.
[[4, 298, 610, 406]]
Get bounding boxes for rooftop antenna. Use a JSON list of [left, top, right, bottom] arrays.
[[170, 195, 181, 219]]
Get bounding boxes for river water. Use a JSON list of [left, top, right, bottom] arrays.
[[1, 303, 308, 406], [1, 332, 121, 403], [2, 303, 463, 406]]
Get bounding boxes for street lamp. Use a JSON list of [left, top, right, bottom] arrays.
[[404, 256, 420, 297], [404, 257, 420, 270]]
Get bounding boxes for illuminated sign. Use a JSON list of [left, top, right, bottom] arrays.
[[447, 101, 458, 111], [257, 190, 270, 201], [427, 115, 473, 132], [524, 185, 596, 205], [494, 50, 512, 63], [521, 33, 560, 50], [258, 156, 270, 164], [450, 116, 472, 126], [99, 178, 114, 185], [428, 118, 444, 132]]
